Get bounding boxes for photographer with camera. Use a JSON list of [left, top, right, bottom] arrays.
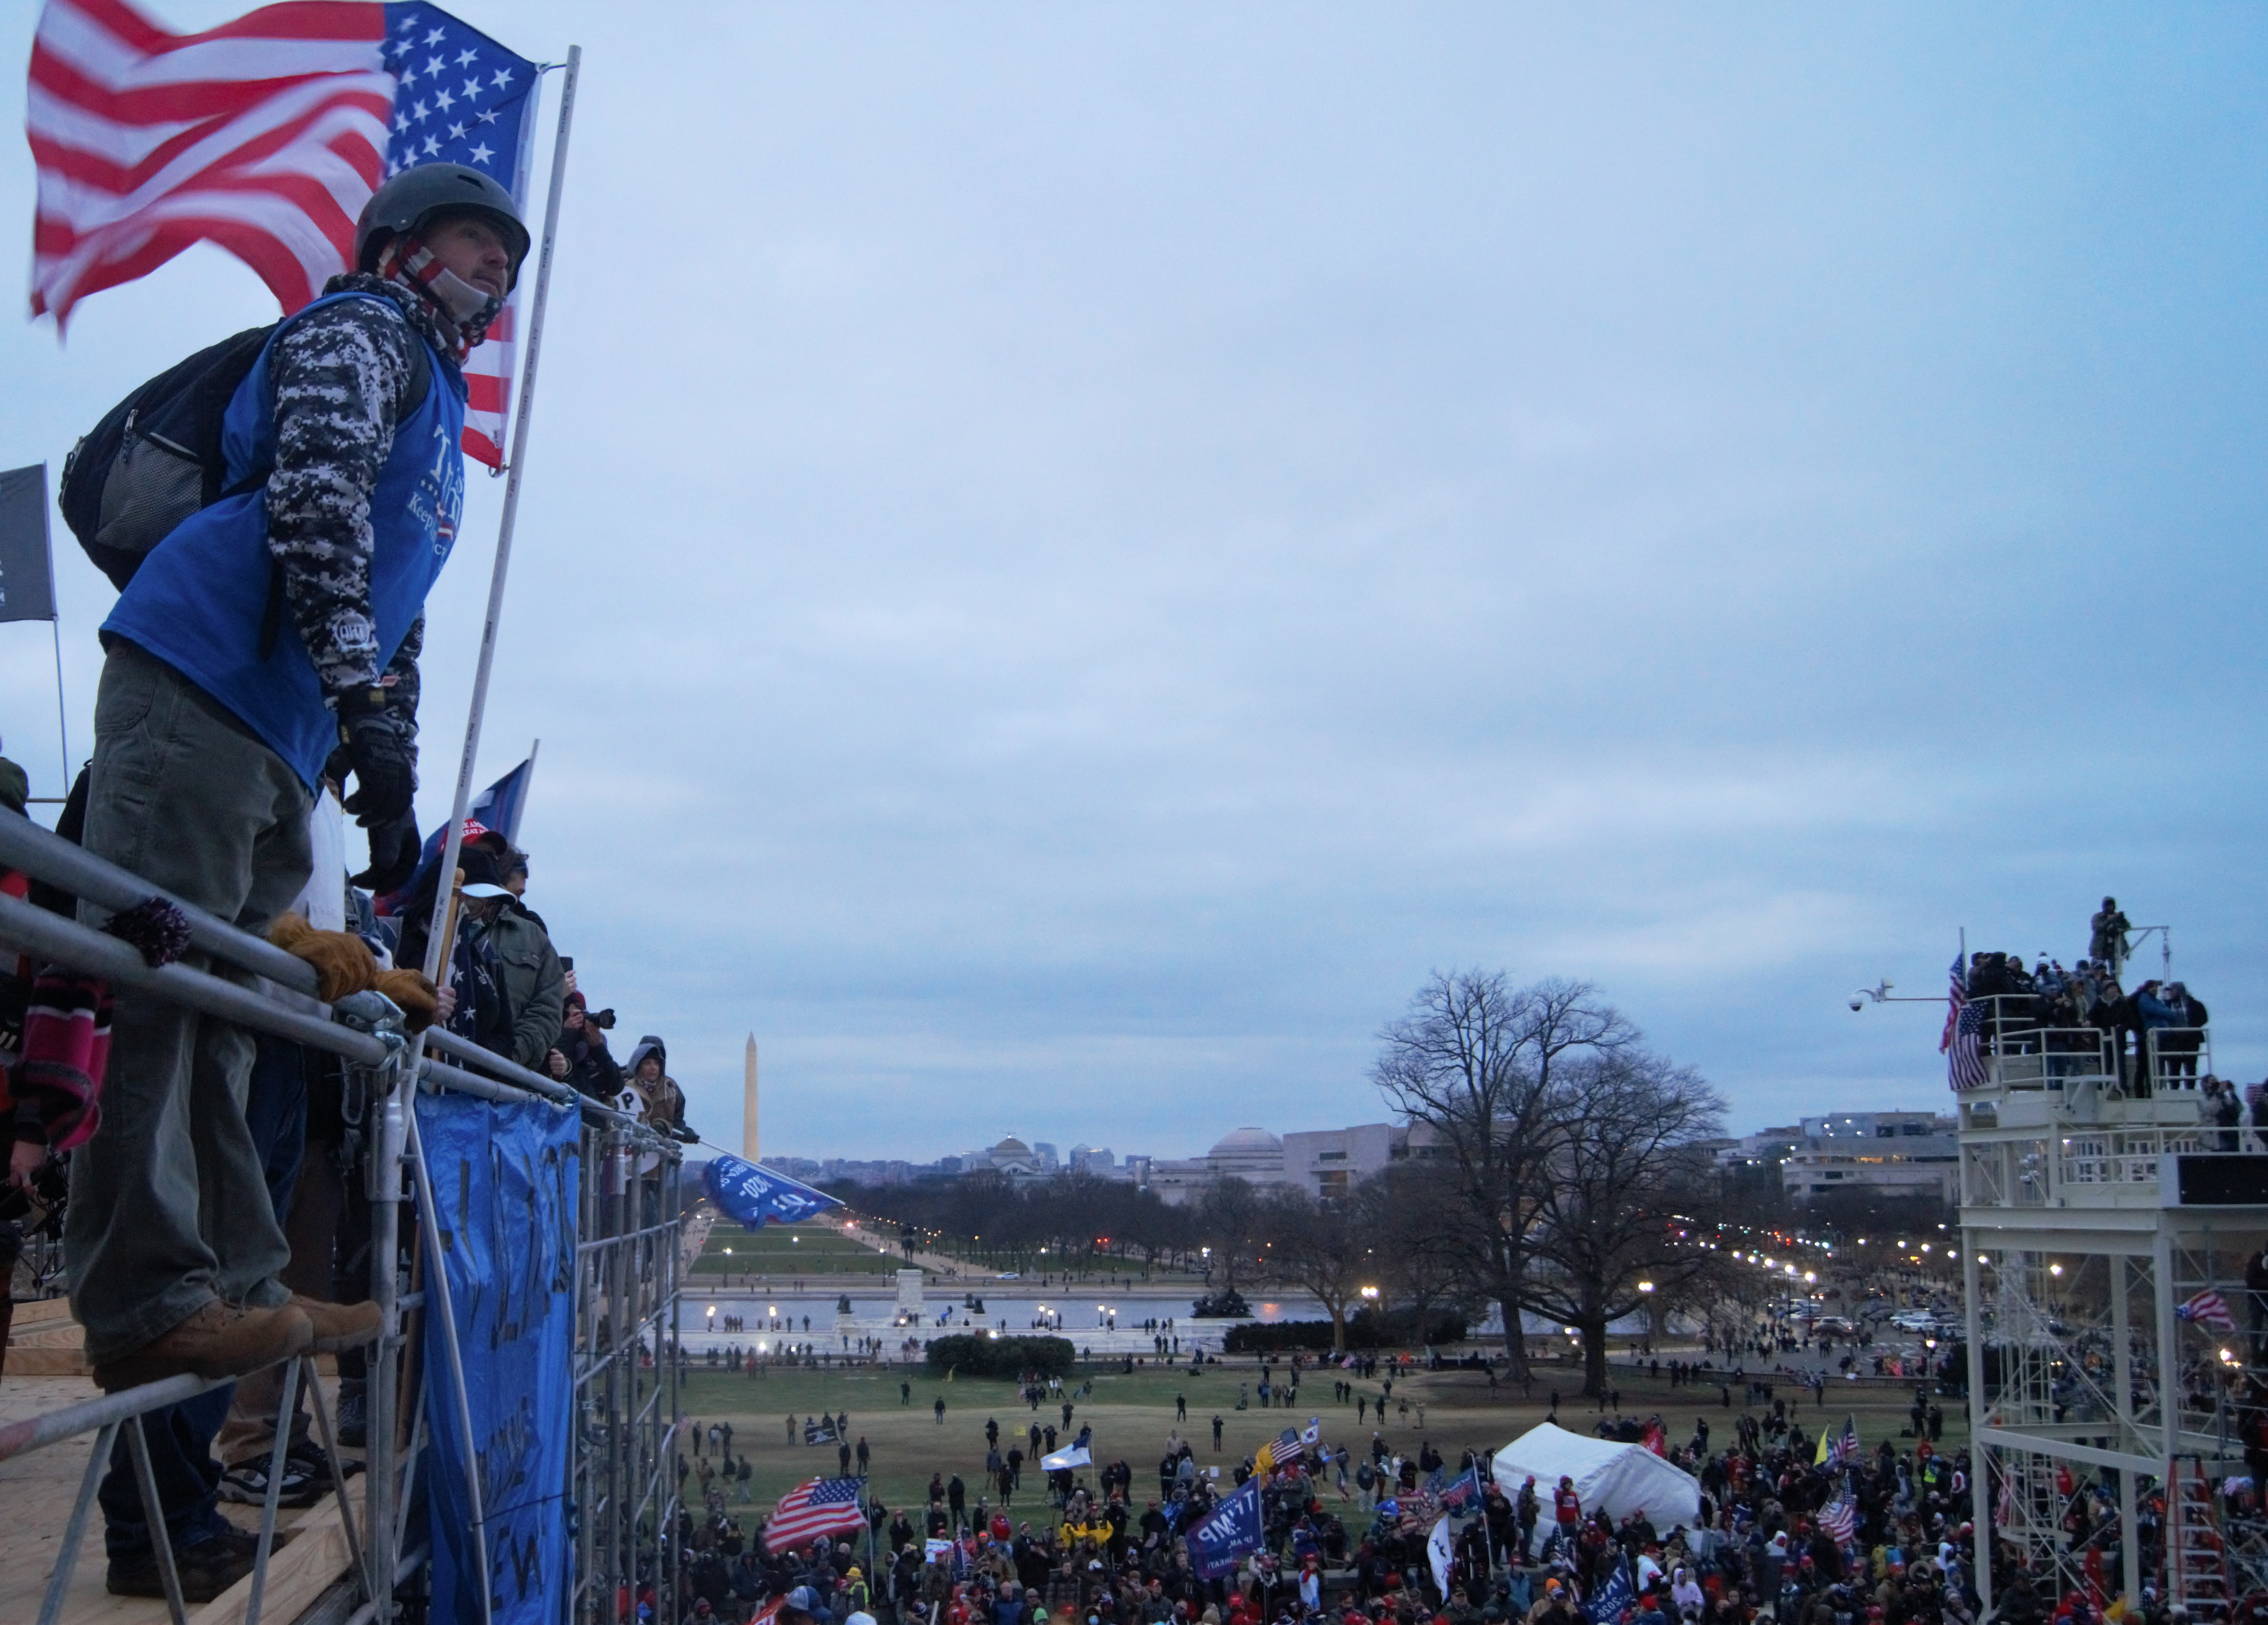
[[548, 990, 624, 1103]]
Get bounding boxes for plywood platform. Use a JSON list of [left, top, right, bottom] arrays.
[[0, 1370, 361, 1624]]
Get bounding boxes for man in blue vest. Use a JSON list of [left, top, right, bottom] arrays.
[[68, 158, 528, 1601]]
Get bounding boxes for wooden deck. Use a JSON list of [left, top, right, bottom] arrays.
[[0, 1342, 361, 1624]]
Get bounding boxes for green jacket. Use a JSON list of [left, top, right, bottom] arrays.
[[487, 901, 564, 1070]]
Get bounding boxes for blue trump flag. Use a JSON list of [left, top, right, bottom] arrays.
[[704, 1152, 843, 1229], [418, 1091, 579, 1625], [1188, 1477, 1264, 1580], [1585, 1555, 1635, 1625]]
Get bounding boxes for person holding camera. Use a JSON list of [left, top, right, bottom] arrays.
[[548, 991, 624, 1102]]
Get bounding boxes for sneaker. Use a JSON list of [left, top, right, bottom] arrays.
[[335, 1381, 367, 1448], [288, 1294, 382, 1353], [220, 1457, 324, 1509], [92, 1302, 314, 1392], [288, 1436, 364, 1482], [106, 1531, 257, 1603]]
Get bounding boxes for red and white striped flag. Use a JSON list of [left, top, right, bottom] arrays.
[[25, 0, 540, 468], [2176, 1289, 2236, 1332], [761, 1475, 867, 1554]]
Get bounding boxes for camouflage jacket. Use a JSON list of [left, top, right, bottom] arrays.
[[264, 272, 457, 742]]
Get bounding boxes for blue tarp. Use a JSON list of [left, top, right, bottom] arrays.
[[419, 1091, 580, 1624]]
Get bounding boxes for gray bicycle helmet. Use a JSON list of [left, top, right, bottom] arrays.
[[354, 163, 530, 286]]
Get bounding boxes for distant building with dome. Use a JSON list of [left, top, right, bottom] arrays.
[[965, 1120, 1441, 1202]]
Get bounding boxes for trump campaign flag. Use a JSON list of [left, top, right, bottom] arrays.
[[704, 1153, 843, 1230], [26, 0, 542, 467], [1187, 1477, 1263, 1580]]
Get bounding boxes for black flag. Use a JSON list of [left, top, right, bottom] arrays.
[[0, 465, 57, 625]]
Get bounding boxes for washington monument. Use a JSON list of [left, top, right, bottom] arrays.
[[742, 1034, 759, 1161]]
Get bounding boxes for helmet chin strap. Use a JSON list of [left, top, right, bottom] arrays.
[[377, 231, 505, 359]]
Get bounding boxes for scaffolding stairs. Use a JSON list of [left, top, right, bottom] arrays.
[[2170, 1456, 2232, 1621]]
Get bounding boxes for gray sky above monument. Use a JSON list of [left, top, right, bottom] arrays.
[[2, 3, 2263, 1159]]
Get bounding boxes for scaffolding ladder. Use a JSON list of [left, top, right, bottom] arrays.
[[2170, 1456, 2231, 1621]]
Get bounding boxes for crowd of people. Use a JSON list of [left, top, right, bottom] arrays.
[[642, 1381, 2036, 1625]]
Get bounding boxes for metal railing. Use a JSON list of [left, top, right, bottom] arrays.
[[1961, 995, 2216, 1098], [0, 812, 684, 1625]]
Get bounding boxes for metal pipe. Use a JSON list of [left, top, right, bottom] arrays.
[[0, 892, 385, 1064], [0, 1368, 219, 1463], [245, 1355, 304, 1625], [365, 1062, 409, 1624], [37, 1420, 117, 1625], [417, 40, 583, 987], [301, 1355, 370, 1605], [0, 812, 322, 996], [423, 1026, 583, 1103], [125, 1413, 190, 1625]]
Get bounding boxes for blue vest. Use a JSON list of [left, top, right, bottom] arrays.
[[103, 292, 465, 790]]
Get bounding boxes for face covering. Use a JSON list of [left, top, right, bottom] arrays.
[[378, 230, 506, 359]]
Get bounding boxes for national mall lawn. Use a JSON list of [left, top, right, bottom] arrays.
[[671, 1355, 1966, 1520]]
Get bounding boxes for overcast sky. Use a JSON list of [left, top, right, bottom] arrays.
[[4, 3, 2264, 1161]]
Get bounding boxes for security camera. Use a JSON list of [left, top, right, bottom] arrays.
[[1849, 997, 1865, 1012]]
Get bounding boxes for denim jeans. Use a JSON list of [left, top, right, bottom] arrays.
[[67, 642, 312, 1364]]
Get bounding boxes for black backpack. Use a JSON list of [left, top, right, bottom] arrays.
[[59, 305, 431, 591], [58, 323, 278, 590]]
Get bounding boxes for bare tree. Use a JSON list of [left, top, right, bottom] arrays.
[[1372, 972, 1636, 1380], [1522, 1047, 1725, 1395], [1193, 1177, 1263, 1291], [1255, 1186, 1372, 1351], [1367, 1161, 1475, 1337]]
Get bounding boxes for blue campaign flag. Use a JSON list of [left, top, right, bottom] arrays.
[[1437, 1467, 1483, 1514], [376, 758, 536, 915], [1585, 1555, 1635, 1625], [704, 1153, 844, 1230], [1188, 1478, 1264, 1581]]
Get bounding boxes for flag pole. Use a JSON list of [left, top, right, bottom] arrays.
[[48, 615, 68, 794], [418, 44, 581, 981]]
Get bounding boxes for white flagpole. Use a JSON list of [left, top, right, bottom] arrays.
[[419, 45, 581, 980]]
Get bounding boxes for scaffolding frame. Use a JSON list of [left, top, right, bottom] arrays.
[[1955, 995, 2267, 1620], [0, 813, 686, 1624]]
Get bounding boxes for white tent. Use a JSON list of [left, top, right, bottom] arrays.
[[1489, 1423, 1701, 1547]]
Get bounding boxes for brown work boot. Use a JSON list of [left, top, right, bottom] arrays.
[[91, 1301, 314, 1392], [289, 1294, 382, 1353]]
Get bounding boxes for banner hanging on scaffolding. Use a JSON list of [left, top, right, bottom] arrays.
[[419, 1091, 581, 1625]]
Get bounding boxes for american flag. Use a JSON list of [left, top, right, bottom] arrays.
[[1819, 1476, 1858, 1543], [2176, 1289, 2236, 1332], [761, 1475, 866, 1554], [1942, 951, 1987, 1091], [26, 0, 541, 469]]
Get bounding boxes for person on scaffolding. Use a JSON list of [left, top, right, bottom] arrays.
[[66, 163, 526, 1600]]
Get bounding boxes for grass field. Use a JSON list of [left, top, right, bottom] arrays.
[[669, 1357, 1965, 1521], [692, 1223, 915, 1276]]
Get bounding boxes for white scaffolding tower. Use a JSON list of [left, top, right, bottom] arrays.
[[1957, 996, 2267, 1619]]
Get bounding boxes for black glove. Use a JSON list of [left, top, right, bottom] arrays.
[[353, 806, 422, 893], [335, 685, 416, 825]]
